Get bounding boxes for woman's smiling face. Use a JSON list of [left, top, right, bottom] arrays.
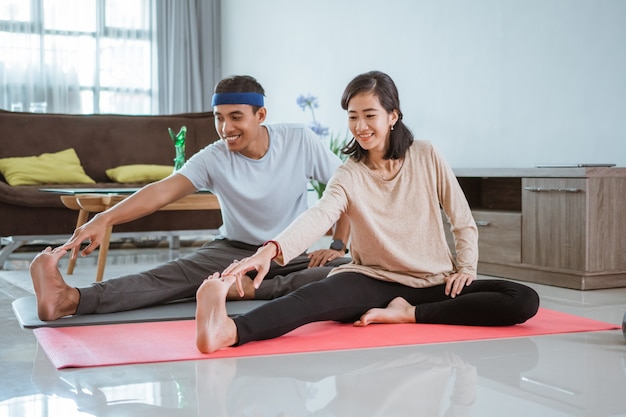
[[347, 91, 398, 155]]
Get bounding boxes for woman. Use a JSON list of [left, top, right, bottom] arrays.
[[195, 71, 540, 354]]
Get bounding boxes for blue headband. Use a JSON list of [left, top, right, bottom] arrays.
[[211, 92, 265, 107]]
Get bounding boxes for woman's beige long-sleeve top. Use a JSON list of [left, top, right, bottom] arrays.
[[274, 140, 478, 288]]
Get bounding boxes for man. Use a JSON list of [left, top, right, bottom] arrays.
[[30, 75, 350, 321]]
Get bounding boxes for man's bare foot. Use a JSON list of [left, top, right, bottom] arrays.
[[29, 247, 80, 321], [354, 297, 416, 327], [196, 272, 239, 353], [226, 275, 255, 300]]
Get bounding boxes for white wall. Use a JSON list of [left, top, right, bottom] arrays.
[[220, 0, 626, 168]]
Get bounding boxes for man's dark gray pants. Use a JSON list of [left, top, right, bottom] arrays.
[[76, 238, 349, 315]]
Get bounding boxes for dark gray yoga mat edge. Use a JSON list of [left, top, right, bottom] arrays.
[[12, 296, 265, 329]]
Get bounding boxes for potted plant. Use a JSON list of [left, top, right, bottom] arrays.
[[297, 94, 349, 199]]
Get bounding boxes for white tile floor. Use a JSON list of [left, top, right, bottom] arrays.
[[1, 245, 626, 417]]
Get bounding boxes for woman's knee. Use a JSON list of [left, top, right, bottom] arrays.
[[497, 281, 540, 324], [515, 284, 540, 323], [477, 280, 540, 324]]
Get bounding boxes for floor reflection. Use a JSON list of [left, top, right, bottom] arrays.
[[26, 337, 547, 417]]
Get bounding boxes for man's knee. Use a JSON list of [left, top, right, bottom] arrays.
[[326, 256, 351, 267]]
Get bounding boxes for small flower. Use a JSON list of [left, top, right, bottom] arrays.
[[297, 93, 328, 137], [309, 121, 329, 137], [297, 92, 350, 199], [296, 94, 319, 111]]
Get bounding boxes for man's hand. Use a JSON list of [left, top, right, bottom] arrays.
[[444, 272, 475, 298], [307, 248, 345, 268], [60, 214, 109, 258]]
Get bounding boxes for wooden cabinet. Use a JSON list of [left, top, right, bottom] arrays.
[[473, 210, 521, 264], [521, 178, 587, 271], [448, 167, 626, 290]]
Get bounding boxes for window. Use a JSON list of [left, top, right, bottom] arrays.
[[0, 0, 155, 114]]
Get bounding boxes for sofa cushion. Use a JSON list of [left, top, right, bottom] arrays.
[[106, 164, 174, 183], [0, 148, 95, 186]]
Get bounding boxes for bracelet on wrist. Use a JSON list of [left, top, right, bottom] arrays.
[[262, 240, 280, 260]]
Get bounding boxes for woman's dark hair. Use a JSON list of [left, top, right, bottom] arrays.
[[340, 71, 413, 161], [214, 75, 265, 113]]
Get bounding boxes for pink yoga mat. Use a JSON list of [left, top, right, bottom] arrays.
[[34, 308, 619, 369]]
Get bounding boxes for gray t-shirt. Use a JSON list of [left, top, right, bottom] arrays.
[[178, 123, 343, 245]]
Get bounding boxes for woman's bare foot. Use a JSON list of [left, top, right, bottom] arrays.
[[196, 272, 239, 353], [29, 247, 80, 321], [354, 297, 416, 327]]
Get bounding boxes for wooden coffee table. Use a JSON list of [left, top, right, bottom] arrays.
[[58, 192, 220, 282]]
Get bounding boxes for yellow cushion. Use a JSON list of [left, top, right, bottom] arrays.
[[106, 164, 174, 183], [0, 148, 95, 186]]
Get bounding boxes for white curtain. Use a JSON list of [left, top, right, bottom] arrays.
[[0, 19, 83, 114], [0, 0, 156, 114], [0, 61, 82, 114], [156, 0, 221, 114], [0, 0, 221, 115]]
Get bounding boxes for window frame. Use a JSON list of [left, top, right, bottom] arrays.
[[0, 0, 154, 114]]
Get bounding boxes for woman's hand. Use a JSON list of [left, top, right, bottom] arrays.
[[306, 248, 345, 267], [222, 243, 278, 297], [444, 272, 475, 298]]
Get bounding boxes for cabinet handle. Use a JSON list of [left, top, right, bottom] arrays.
[[475, 220, 491, 227], [523, 187, 582, 193]]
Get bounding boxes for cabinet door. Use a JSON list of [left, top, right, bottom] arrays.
[[442, 210, 521, 264], [473, 210, 521, 263], [522, 178, 587, 271]]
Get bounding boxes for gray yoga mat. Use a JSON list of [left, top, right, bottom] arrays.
[[12, 296, 266, 329]]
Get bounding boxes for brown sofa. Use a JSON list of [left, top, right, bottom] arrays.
[[0, 109, 222, 263]]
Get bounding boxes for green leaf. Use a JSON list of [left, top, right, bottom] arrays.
[[310, 180, 326, 199]]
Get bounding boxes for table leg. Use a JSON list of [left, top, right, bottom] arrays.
[[96, 225, 113, 282], [66, 209, 89, 275]]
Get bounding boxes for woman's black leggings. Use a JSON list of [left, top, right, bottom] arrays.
[[233, 272, 540, 346]]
